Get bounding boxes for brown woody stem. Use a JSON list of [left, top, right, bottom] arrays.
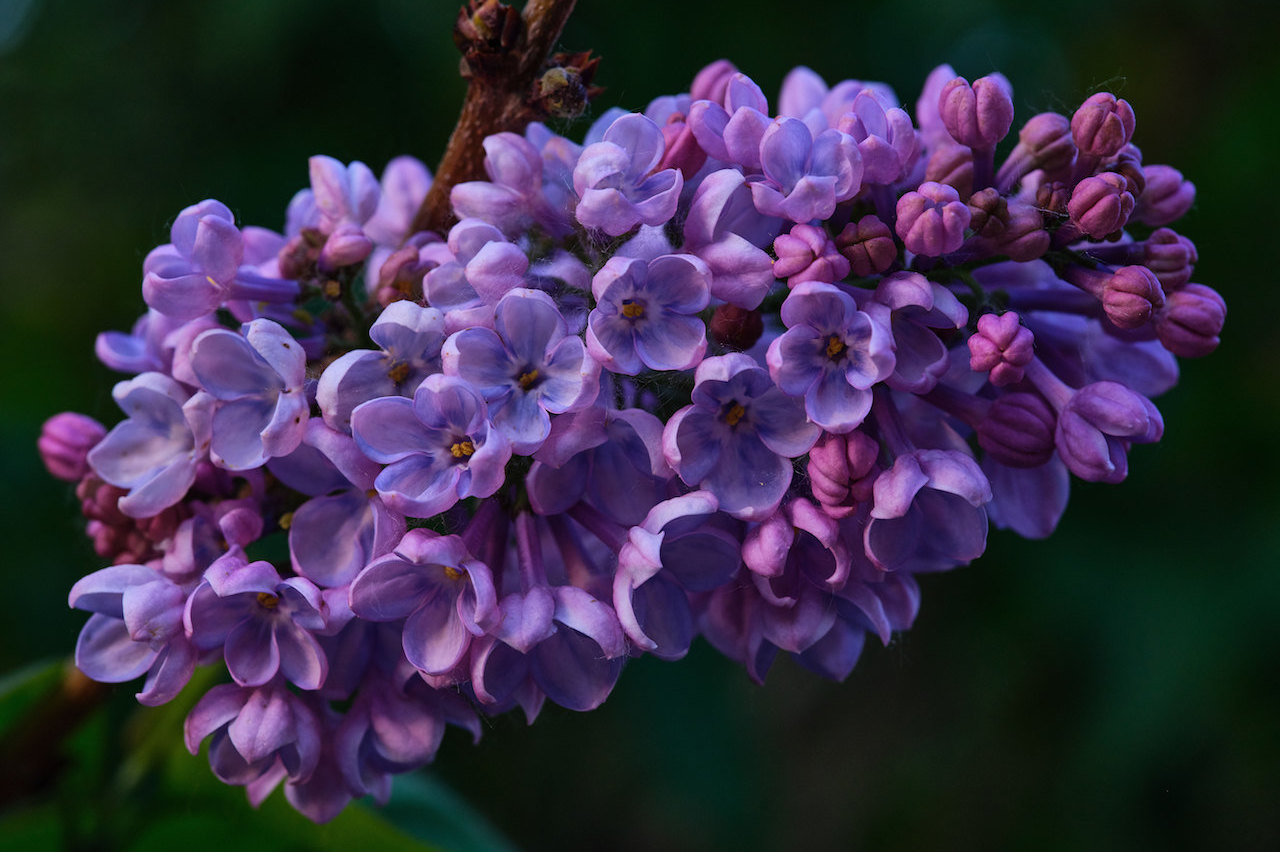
[[411, 0, 579, 235]]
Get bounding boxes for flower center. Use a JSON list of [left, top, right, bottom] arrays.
[[518, 368, 541, 390], [386, 360, 411, 384], [621, 298, 645, 319], [825, 334, 846, 359], [450, 439, 475, 459], [723, 402, 747, 427], [442, 565, 465, 581], [256, 592, 280, 610]]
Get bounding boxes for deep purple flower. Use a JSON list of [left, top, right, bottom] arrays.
[[351, 374, 512, 518], [869, 272, 969, 393], [452, 132, 571, 238], [664, 353, 820, 520], [443, 288, 598, 453], [316, 300, 447, 433], [766, 282, 895, 432], [185, 681, 322, 787], [682, 168, 782, 308], [189, 319, 309, 470], [186, 552, 329, 690], [573, 113, 683, 236], [688, 71, 773, 169], [835, 88, 917, 185], [586, 254, 710, 374], [348, 530, 498, 677], [864, 449, 992, 573]]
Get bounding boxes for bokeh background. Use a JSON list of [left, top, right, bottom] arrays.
[[3, 0, 1278, 849]]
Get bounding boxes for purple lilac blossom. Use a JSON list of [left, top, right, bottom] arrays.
[[351, 374, 512, 518], [443, 288, 598, 454], [573, 113, 683, 236], [749, 117, 863, 223], [586, 254, 711, 374]]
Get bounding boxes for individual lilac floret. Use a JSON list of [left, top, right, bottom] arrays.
[[749, 117, 863, 223], [682, 169, 782, 308], [1060, 264, 1165, 330], [348, 530, 498, 677], [968, 311, 1034, 386], [586, 254, 710, 374], [185, 681, 321, 790], [664, 353, 820, 520], [190, 319, 309, 470], [870, 272, 969, 394], [573, 113, 683, 236], [185, 552, 328, 690], [87, 373, 213, 519], [864, 449, 992, 573], [766, 282, 895, 433], [896, 182, 970, 257], [309, 155, 379, 232], [69, 563, 197, 705], [316, 301, 447, 433], [688, 71, 773, 169], [772, 224, 850, 286], [995, 112, 1076, 193], [362, 155, 432, 247], [421, 218, 530, 330], [452, 132, 571, 238], [142, 201, 299, 322], [444, 288, 598, 453], [351, 374, 512, 518], [835, 89, 917, 185]]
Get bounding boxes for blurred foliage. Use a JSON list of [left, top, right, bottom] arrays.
[[2, 0, 1278, 850]]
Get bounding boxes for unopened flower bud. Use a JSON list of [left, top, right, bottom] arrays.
[[1035, 179, 1071, 215], [836, 215, 897, 276], [1135, 164, 1195, 227], [39, 412, 106, 482], [976, 392, 1056, 467], [1104, 143, 1145, 196], [1102, 265, 1164, 329], [1019, 111, 1075, 172], [968, 311, 1034, 386], [708, 303, 763, 350], [807, 430, 879, 517], [658, 116, 708, 178], [320, 223, 374, 270], [1155, 283, 1225, 357], [1071, 92, 1135, 159], [998, 201, 1050, 262], [1068, 172, 1135, 239], [939, 74, 1014, 150], [967, 188, 1007, 238], [896, 181, 970, 257], [773, 224, 849, 285], [1142, 228, 1197, 291]]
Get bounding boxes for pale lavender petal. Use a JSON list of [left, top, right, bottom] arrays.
[[403, 592, 470, 675]]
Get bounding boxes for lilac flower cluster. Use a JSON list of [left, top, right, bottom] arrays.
[[41, 60, 1222, 821]]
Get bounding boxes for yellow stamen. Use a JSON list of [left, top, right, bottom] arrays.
[[442, 565, 465, 581], [450, 440, 476, 458], [826, 335, 846, 359], [257, 592, 280, 610], [323, 279, 342, 299], [278, 511, 294, 531], [387, 361, 411, 384], [621, 300, 645, 318], [518, 369, 540, 390], [724, 403, 746, 427]]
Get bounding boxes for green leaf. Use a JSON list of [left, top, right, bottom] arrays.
[[378, 771, 521, 852], [0, 657, 66, 734]]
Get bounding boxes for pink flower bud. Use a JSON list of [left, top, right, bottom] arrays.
[[925, 144, 974, 199], [772, 224, 849, 285], [939, 75, 1014, 150], [896, 181, 970, 257], [1071, 92, 1135, 159], [1135, 164, 1195, 227], [1068, 172, 1135, 239], [968, 312, 1034, 386], [690, 59, 737, 103], [39, 412, 106, 482], [1142, 228, 1197, 291], [1102, 265, 1165, 329], [1155, 283, 1225, 357]]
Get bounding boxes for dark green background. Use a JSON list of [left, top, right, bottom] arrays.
[[3, 0, 1277, 849]]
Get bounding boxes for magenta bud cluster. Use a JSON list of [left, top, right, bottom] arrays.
[[41, 59, 1222, 822]]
